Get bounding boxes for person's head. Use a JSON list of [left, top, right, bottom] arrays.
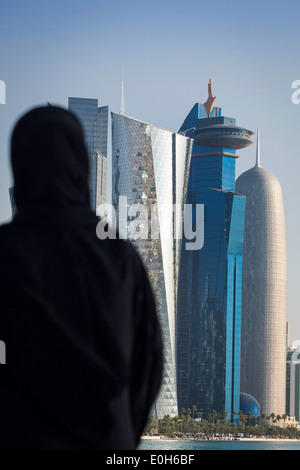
[[11, 105, 90, 215]]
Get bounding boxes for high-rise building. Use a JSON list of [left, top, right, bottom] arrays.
[[236, 130, 287, 417], [177, 80, 253, 421], [111, 111, 192, 418], [286, 345, 300, 422], [68, 98, 108, 212], [286, 322, 291, 349], [95, 150, 107, 217]]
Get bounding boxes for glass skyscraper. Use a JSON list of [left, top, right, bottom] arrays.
[[95, 150, 107, 218], [286, 346, 300, 422], [111, 112, 192, 418], [177, 80, 253, 421], [68, 98, 108, 212]]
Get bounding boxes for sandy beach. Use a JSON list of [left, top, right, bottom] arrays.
[[141, 436, 300, 442]]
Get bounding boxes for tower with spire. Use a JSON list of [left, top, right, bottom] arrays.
[[177, 79, 253, 421], [236, 131, 287, 417], [255, 128, 261, 168]]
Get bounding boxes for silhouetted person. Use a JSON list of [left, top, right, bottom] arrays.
[[0, 106, 163, 450]]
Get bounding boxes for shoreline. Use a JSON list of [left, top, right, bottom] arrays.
[[141, 436, 300, 443]]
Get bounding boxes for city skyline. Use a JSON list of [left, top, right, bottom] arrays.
[[0, 0, 300, 343]]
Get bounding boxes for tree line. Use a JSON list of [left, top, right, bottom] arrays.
[[143, 407, 300, 440]]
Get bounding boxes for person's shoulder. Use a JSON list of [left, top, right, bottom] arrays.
[[0, 220, 14, 232], [94, 237, 149, 291], [0, 221, 23, 265], [0, 221, 18, 245], [98, 236, 142, 266]]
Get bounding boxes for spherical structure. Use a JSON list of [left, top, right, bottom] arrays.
[[236, 165, 287, 417], [194, 124, 254, 149], [240, 392, 260, 418]]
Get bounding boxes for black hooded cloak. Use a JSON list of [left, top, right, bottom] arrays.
[[0, 106, 163, 450]]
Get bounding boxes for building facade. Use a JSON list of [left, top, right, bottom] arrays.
[[68, 97, 108, 212], [111, 112, 192, 418], [286, 346, 300, 422], [236, 132, 287, 416], [177, 80, 253, 420], [95, 150, 107, 218]]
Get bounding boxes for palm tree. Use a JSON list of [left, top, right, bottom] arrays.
[[211, 410, 218, 424], [282, 413, 287, 427], [143, 415, 157, 435], [247, 412, 254, 426], [192, 405, 197, 419], [186, 408, 192, 433], [276, 415, 282, 427], [172, 415, 180, 433], [159, 414, 173, 435]]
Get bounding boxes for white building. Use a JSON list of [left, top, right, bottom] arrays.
[[236, 131, 287, 416]]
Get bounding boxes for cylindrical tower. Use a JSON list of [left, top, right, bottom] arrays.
[[235, 131, 287, 416]]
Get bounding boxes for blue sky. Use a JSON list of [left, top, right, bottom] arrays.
[[0, 0, 300, 339]]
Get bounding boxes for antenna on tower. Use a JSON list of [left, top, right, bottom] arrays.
[[255, 128, 261, 168], [120, 70, 125, 115]]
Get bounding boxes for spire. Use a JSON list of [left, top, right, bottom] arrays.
[[255, 128, 261, 168], [204, 77, 216, 117], [120, 70, 125, 115]]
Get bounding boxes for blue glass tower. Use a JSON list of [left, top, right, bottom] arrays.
[[177, 80, 253, 421]]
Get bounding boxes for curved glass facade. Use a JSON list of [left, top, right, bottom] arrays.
[[240, 392, 260, 418], [111, 113, 192, 418]]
